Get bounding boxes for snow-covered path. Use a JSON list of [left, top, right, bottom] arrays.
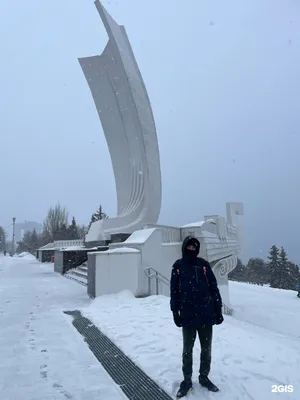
[[0, 255, 126, 400]]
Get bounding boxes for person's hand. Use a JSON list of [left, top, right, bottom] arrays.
[[173, 311, 183, 327], [215, 313, 224, 325]]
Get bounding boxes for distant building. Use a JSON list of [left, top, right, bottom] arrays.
[[15, 222, 42, 242]]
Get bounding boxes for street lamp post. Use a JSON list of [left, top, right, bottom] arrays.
[[12, 217, 16, 256]]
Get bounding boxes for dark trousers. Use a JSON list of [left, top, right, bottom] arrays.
[[182, 325, 213, 381]]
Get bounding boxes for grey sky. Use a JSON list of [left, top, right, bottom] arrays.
[[1, 0, 299, 262]]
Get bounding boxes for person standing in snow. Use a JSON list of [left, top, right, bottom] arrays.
[[170, 236, 224, 398], [296, 282, 300, 298]]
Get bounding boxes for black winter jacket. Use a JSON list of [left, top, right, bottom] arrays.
[[170, 236, 223, 327]]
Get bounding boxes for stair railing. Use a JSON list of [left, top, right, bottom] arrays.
[[144, 267, 170, 295], [144, 266, 233, 315]]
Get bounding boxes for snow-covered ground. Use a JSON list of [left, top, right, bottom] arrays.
[[1, 254, 299, 400], [0, 255, 126, 400], [15, 251, 37, 260], [82, 284, 300, 400], [230, 281, 299, 339]]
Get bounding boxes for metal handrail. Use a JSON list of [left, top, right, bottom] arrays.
[[223, 304, 233, 315], [144, 267, 170, 295], [144, 267, 234, 315]]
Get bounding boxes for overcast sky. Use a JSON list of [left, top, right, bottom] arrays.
[[1, 0, 299, 262]]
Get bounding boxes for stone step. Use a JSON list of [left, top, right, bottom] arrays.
[[64, 273, 87, 287], [77, 265, 88, 273], [69, 269, 87, 279]]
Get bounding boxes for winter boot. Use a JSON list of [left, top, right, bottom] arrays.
[[199, 376, 219, 392], [176, 379, 193, 398]]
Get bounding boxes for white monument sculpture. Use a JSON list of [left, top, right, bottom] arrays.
[[80, 0, 161, 242], [82, 1, 244, 314]]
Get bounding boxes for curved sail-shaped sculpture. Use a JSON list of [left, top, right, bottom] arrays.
[[80, 1, 162, 242]]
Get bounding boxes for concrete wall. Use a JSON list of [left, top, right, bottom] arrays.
[[94, 248, 141, 297], [54, 251, 64, 274], [161, 243, 181, 277], [87, 252, 96, 298]]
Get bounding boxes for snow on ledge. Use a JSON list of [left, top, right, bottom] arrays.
[[181, 220, 205, 228], [125, 228, 156, 244], [59, 246, 86, 251], [90, 247, 140, 255], [106, 247, 140, 254]]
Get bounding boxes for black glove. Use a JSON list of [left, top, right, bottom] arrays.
[[173, 311, 183, 327], [215, 313, 224, 325]]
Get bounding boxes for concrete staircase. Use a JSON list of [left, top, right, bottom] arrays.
[[63, 238, 130, 289], [65, 264, 87, 287]]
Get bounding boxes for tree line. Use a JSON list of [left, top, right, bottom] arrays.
[[0, 226, 6, 252], [1, 203, 108, 255], [229, 245, 300, 291]]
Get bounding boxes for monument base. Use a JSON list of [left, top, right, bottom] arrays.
[[87, 202, 243, 315]]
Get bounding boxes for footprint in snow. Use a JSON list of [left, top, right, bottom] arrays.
[[53, 383, 74, 399], [233, 359, 243, 364], [40, 364, 48, 379]]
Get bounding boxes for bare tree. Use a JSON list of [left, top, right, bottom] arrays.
[[43, 203, 69, 241], [77, 225, 88, 240]]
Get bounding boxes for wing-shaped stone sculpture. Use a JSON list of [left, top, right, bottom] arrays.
[[79, 1, 162, 242]]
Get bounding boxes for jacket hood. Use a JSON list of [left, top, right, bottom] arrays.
[[182, 236, 200, 256]]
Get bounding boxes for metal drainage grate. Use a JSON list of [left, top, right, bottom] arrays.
[[64, 310, 173, 400]]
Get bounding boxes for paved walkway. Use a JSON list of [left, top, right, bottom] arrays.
[[0, 255, 126, 400]]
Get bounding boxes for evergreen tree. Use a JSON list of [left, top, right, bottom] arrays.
[[268, 245, 292, 289], [246, 258, 269, 285], [88, 205, 108, 228], [0, 226, 6, 252], [288, 262, 300, 289], [228, 258, 247, 282], [68, 217, 79, 239], [279, 247, 288, 264], [268, 245, 281, 288], [279, 247, 296, 289], [57, 223, 69, 240]]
